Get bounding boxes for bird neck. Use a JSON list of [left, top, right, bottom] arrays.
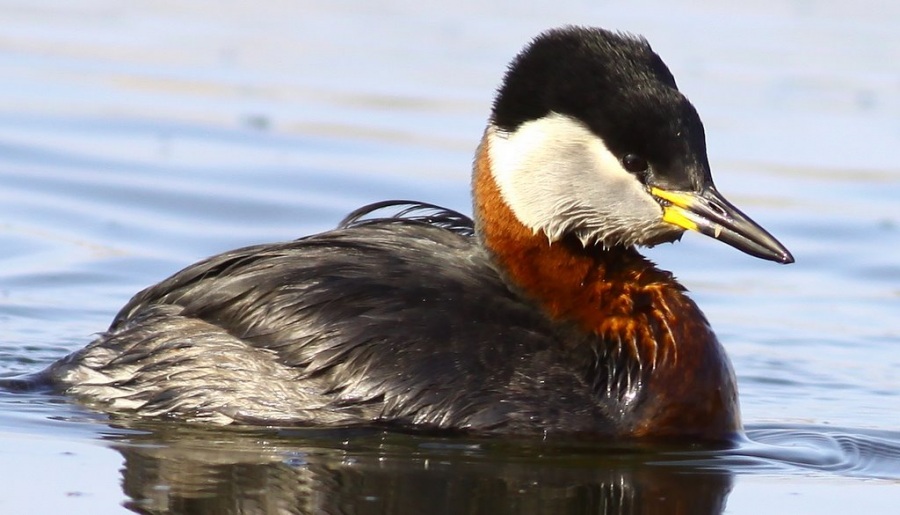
[[472, 136, 741, 440]]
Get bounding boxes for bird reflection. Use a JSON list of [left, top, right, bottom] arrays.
[[109, 422, 733, 515]]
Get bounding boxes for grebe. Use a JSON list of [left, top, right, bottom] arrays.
[[45, 26, 793, 440]]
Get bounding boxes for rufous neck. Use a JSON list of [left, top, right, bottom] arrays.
[[473, 136, 674, 334], [472, 135, 741, 440]]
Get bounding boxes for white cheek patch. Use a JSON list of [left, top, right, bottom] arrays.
[[487, 113, 669, 247]]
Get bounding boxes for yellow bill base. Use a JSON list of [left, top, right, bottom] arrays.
[[650, 187, 700, 232], [661, 206, 699, 232]]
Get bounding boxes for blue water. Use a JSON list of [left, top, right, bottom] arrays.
[[1, 1, 899, 513]]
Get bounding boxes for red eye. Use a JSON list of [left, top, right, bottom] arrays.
[[622, 154, 649, 174]]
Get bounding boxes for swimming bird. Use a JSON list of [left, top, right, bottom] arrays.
[[45, 26, 793, 440]]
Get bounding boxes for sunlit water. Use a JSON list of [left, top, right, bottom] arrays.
[[1, 1, 899, 513]]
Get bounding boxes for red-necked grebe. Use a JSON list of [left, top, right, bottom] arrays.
[[46, 26, 793, 440]]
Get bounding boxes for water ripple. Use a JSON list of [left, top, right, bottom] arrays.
[[733, 425, 900, 479]]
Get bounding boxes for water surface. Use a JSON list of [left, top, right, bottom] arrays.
[[1, 1, 899, 513]]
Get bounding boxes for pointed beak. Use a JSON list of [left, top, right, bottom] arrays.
[[650, 186, 794, 264]]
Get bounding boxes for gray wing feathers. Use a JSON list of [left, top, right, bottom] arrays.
[[53, 222, 562, 429]]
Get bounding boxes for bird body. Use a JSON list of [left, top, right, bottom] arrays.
[[43, 26, 792, 440]]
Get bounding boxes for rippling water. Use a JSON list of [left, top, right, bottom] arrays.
[[1, 1, 899, 513]]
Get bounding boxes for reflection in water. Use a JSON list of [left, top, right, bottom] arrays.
[[112, 422, 733, 515], [105, 419, 900, 514]]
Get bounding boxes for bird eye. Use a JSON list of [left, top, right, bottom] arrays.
[[622, 154, 649, 174]]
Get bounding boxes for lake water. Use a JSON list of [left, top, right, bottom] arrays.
[[1, 1, 899, 513]]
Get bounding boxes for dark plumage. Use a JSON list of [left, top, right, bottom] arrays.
[[50, 206, 622, 433]]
